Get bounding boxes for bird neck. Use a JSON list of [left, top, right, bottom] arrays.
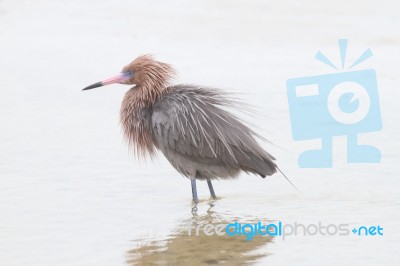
[[120, 88, 157, 158], [136, 83, 166, 105]]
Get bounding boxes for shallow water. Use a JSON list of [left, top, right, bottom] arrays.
[[127, 205, 273, 265], [1, 0, 400, 265]]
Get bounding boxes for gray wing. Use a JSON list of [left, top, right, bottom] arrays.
[[151, 84, 277, 178]]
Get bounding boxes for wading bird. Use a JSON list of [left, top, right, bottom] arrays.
[[83, 55, 293, 203]]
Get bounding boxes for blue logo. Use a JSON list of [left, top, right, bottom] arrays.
[[225, 221, 282, 241], [286, 39, 382, 168], [352, 225, 383, 236]]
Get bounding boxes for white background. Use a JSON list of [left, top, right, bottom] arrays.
[[0, 0, 399, 265]]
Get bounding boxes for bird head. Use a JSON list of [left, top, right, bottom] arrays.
[[82, 55, 175, 91]]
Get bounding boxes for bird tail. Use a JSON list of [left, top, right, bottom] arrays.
[[233, 148, 277, 177]]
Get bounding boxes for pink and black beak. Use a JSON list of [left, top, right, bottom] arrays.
[[82, 72, 133, 90]]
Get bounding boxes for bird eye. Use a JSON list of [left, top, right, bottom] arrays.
[[123, 71, 133, 78]]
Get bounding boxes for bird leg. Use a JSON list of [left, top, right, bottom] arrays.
[[191, 179, 199, 204], [207, 179, 217, 199]]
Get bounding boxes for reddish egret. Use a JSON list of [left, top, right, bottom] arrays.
[[83, 55, 295, 203]]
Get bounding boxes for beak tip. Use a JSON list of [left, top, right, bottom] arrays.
[[82, 81, 103, 91]]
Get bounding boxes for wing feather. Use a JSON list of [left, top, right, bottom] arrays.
[[151, 85, 277, 177]]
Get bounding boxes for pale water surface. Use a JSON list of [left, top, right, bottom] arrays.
[[1, 0, 400, 265]]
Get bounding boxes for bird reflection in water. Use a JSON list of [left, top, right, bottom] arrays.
[[126, 203, 273, 265]]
